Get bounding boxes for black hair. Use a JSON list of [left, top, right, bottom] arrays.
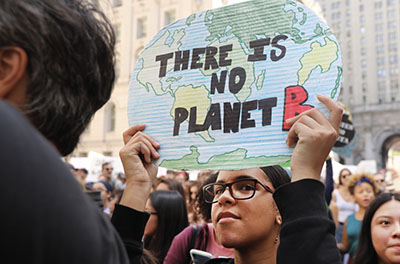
[[0, 0, 115, 156], [196, 172, 218, 222], [102, 162, 112, 170], [144, 190, 189, 263], [260, 165, 291, 190], [354, 192, 400, 264]]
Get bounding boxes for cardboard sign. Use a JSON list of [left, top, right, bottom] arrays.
[[128, 0, 342, 170]]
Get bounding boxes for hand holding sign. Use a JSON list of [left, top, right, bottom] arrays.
[[287, 94, 343, 181], [119, 124, 160, 211], [128, 0, 342, 170]]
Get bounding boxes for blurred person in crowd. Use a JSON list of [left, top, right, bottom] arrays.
[[0, 0, 141, 262], [354, 192, 400, 264], [91, 180, 114, 217], [175, 171, 189, 185], [338, 173, 378, 261], [187, 180, 203, 224], [374, 172, 387, 195], [166, 169, 177, 179], [143, 190, 189, 263], [115, 172, 127, 191], [164, 173, 235, 264], [99, 162, 117, 188], [154, 176, 186, 199], [330, 169, 357, 238], [197, 170, 216, 183], [117, 95, 343, 263], [78, 168, 89, 182]]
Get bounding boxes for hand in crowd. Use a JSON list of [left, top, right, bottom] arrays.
[[286, 94, 343, 182], [119, 124, 160, 211]]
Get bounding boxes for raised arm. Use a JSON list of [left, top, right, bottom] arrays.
[[111, 124, 160, 263], [275, 94, 342, 264]]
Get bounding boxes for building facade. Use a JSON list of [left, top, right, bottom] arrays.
[[314, 0, 400, 170]]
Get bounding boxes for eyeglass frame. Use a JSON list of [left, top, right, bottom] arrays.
[[202, 178, 274, 204]]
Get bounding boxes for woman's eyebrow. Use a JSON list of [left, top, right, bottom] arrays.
[[216, 175, 256, 183]]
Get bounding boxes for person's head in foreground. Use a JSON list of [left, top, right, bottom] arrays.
[[203, 166, 290, 257], [354, 192, 400, 264], [0, 0, 115, 156]]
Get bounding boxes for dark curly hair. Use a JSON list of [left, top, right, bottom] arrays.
[[0, 0, 115, 155]]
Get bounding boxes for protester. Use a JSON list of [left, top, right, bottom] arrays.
[[354, 192, 400, 264], [330, 168, 357, 239], [374, 172, 387, 195], [99, 162, 117, 188], [143, 190, 189, 263], [115, 94, 343, 263], [154, 176, 186, 199], [337, 173, 378, 261], [187, 180, 202, 224], [164, 173, 235, 264]]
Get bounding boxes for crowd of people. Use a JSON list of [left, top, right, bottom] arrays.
[[1, 0, 400, 264]]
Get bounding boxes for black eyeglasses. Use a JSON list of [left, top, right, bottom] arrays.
[[105, 168, 113, 171], [203, 178, 274, 204]]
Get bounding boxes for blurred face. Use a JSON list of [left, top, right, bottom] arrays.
[[92, 182, 110, 204], [340, 170, 351, 185], [144, 199, 158, 236], [175, 174, 186, 185], [353, 182, 375, 209], [371, 200, 400, 264], [190, 186, 199, 201], [211, 168, 280, 249], [374, 174, 386, 192], [102, 164, 113, 179]]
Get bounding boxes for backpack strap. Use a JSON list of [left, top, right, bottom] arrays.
[[187, 225, 202, 263]]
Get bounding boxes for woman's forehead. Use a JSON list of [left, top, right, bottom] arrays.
[[217, 168, 268, 183]]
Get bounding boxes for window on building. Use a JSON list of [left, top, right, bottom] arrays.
[[389, 43, 398, 52], [376, 24, 383, 31], [164, 10, 176, 26], [362, 71, 367, 79], [375, 12, 383, 20], [361, 37, 366, 45], [137, 17, 147, 39], [387, 0, 395, 6], [377, 69, 387, 78], [377, 57, 385, 65], [104, 103, 116, 133], [376, 46, 384, 53], [360, 15, 365, 23], [360, 5, 364, 12], [388, 21, 397, 29], [113, 0, 123, 7], [389, 55, 398, 64], [389, 32, 397, 41], [388, 10, 395, 18], [361, 48, 366, 56], [361, 59, 367, 67], [375, 1, 383, 8], [390, 67, 399, 75], [103, 151, 113, 157], [346, 19, 351, 27], [376, 34, 384, 42]]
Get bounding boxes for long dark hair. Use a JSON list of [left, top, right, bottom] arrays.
[[354, 192, 400, 264], [144, 190, 189, 263]]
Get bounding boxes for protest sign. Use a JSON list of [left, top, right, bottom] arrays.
[[128, 0, 342, 170], [333, 103, 357, 158]]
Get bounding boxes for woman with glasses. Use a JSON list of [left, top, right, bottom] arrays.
[[113, 95, 343, 264]]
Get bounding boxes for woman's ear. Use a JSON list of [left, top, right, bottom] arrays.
[[0, 46, 29, 104], [276, 214, 282, 225]]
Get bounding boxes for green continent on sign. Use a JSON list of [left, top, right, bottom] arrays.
[[160, 146, 291, 170], [331, 66, 342, 98], [136, 29, 185, 96], [256, 70, 266, 90], [200, 37, 255, 102], [297, 37, 339, 85], [186, 14, 196, 26], [205, 0, 292, 48], [171, 85, 214, 142]]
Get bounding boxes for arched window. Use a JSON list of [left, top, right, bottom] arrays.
[[104, 102, 116, 132]]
